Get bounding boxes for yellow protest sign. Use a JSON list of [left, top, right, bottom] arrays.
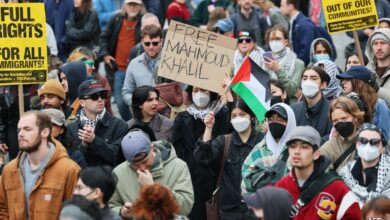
[[322, 0, 378, 34], [0, 3, 47, 86], [158, 21, 237, 93]]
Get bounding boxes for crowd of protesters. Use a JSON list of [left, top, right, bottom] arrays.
[[1, 0, 390, 219]]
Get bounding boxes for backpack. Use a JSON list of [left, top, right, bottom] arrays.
[[248, 150, 289, 190]]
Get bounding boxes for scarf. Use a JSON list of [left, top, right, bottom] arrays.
[[79, 108, 106, 130], [262, 47, 297, 80], [313, 60, 342, 99], [339, 154, 390, 204], [186, 100, 224, 120]]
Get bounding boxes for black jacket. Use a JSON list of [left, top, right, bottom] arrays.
[[67, 111, 128, 167], [98, 12, 142, 60], [291, 96, 332, 138], [172, 108, 228, 220], [65, 8, 101, 50], [194, 129, 264, 219]]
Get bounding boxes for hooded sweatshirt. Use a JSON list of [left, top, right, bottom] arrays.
[[276, 156, 361, 220], [308, 38, 337, 67], [365, 29, 390, 107], [0, 140, 80, 220], [60, 61, 88, 104], [242, 103, 296, 193], [109, 140, 194, 216]]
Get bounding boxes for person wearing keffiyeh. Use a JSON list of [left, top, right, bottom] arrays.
[[313, 60, 342, 100], [67, 80, 128, 167]]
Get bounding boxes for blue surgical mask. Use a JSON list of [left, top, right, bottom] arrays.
[[314, 54, 330, 62]]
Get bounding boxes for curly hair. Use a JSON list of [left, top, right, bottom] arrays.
[[132, 184, 179, 220], [350, 79, 378, 122]]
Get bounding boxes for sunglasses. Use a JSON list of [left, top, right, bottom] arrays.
[[83, 92, 107, 101], [358, 137, 382, 146], [143, 41, 160, 47], [238, 38, 252, 44], [83, 60, 95, 67], [212, 27, 225, 35]]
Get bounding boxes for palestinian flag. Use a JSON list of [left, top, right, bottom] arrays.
[[231, 56, 271, 122]]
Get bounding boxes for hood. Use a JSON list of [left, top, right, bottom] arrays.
[[300, 155, 331, 191], [313, 60, 342, 98], [309, 38, 336, 64], [60, 61, 88, 104], [365, 28, 390, 65], [150, 140, 178, 178], [265, 103, 296, 157]]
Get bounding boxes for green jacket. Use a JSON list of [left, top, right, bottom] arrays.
[[109, 140, 194, 216], [275, 58, 305, 104]]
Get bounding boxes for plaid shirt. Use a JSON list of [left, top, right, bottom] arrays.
[[241, 138, 289, 194]]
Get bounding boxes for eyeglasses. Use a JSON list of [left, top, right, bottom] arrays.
[[83, 60, 95, 68], [143, 41, 160, 47], [83, 92, 107, 101], [238, 38, 252, 44], [358, 137, 382, 146]]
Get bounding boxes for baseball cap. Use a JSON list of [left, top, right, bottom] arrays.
[[238, 30, 256, 41], [286, 126, 321, 149], [121, 130, 152, 164], [38, 79, 66, 100], [124, 0, 143, 4], [336, 65, 373, 85], [213, 18, 234, 33], [78, 80, 107, 98], [265, 105, 288, 120], [42, 108, 66, 127]]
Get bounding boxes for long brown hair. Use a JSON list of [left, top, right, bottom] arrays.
[[132, 184, 179, 220], [351, 79, 378, 122]]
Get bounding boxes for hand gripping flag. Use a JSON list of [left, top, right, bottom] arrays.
[[231, 56, 271, 122]]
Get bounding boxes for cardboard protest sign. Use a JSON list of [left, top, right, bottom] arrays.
[[0, 3, 47, 86], [158, 21, 237, 93], [322, 0, 378, 34]]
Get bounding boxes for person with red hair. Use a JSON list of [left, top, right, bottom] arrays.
[[132, 184, 187, 220]]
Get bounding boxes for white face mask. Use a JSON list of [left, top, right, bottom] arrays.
[[192, 92, 210, 108], [231, 116, 251, 133], [269, 40, 285, 53], [357, 143, 380, 162], [301, 80, 320, 98]]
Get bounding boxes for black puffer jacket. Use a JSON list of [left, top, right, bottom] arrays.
[[65, 8, 101, 50], [194, 129, 264, 220], [98, 12, 142, 60]]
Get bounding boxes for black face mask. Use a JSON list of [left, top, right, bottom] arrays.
[[271, 96, 283, 106], [334, 121, 354, 138], [269, 122, 286, 140]]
